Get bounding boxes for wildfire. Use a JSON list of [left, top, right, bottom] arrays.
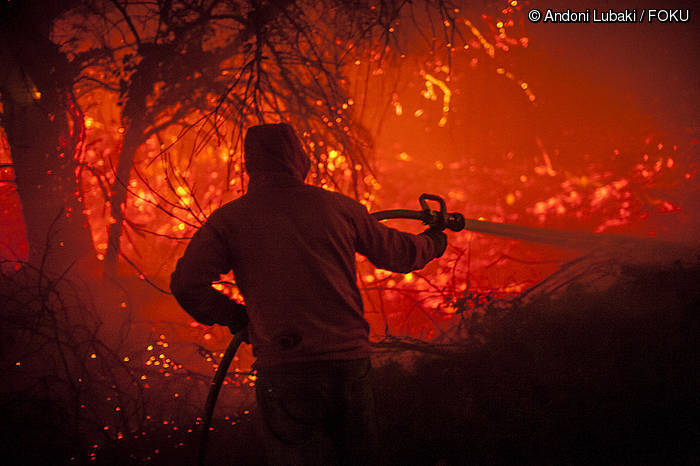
[[1, 2, 697, 462]]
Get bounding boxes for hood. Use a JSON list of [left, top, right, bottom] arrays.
[[244, 123, 310, 183]]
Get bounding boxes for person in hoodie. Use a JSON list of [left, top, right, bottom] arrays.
[[170, 123, 446, 465]]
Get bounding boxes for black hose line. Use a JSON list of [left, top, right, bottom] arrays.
[[197, 332, 244, 466], [371, 209, 430, 223]]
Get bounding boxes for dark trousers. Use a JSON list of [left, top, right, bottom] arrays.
[[255, 358, 378, 465]]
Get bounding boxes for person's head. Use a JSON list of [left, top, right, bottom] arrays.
[[244, 123, 310, 182]]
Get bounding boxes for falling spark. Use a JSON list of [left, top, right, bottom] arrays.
[[463, 19, 495, 57], [423, 74, 452, 127]]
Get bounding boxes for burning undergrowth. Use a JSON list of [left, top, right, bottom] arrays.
[[1, 243, 697, 464]]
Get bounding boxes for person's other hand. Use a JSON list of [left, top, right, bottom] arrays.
[[228, 324, 250, 344], [224, 302, 249, 343]]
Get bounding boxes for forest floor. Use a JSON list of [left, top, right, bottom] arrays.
[[2, 245, 698, 465]]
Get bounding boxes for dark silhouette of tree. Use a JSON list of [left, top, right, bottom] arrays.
[[0, 0, 94, 273], [6, 0, 538, 293], [47, 0, 461, 278]]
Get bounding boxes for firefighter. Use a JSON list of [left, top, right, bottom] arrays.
[[170, 123, 446, 465]]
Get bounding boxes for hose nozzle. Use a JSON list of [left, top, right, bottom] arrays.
[[419, 193, 465, 231]]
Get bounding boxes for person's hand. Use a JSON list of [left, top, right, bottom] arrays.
[[421, 227, 447, 258], [228, 324, 250, 344], [224, 302, 249, 343]]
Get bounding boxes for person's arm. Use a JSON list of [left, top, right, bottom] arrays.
[[170, 216, 248, 332], [353, 202, 446, 273]]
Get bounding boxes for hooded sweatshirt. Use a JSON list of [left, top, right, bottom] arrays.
[[171, 123, 440, 367]]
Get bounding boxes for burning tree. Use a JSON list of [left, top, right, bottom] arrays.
[[5, 0, 460, 276], [58, 0, 383, 277]]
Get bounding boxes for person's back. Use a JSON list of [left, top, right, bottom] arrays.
[[170, 123, 446, 464], [209, 181, 376, 366]]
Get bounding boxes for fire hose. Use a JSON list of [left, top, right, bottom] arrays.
[[371, 193, 659, 250], [197, 193, 660, 464], [197, 332, 244, 465]]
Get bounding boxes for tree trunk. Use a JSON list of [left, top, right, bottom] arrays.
[[0, 2, 94, 274], [102, 43, 155, 278], [103, 119, 147, 277]]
